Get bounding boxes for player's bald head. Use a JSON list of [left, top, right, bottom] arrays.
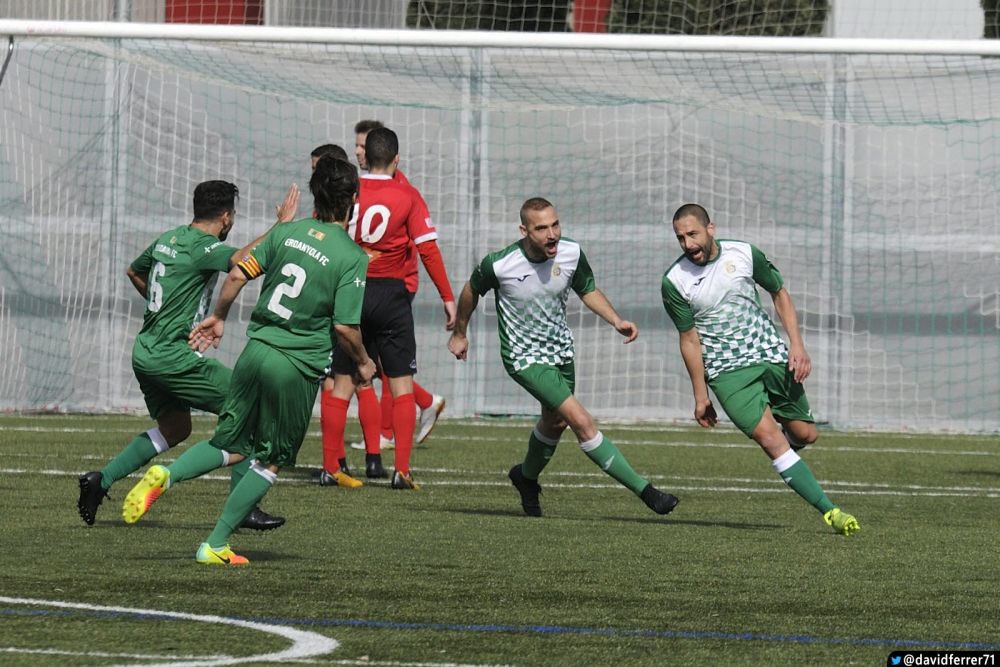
[[672, 203, 711, 227]]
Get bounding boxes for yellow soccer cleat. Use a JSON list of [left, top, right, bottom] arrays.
[[823, 507, 860, 536], [318, 469, 364, 489], [196, 542, 249, 566], [122, 465, 169, 524]]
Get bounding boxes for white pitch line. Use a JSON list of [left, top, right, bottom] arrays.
[[5, 466, 1000, 499], [0, 597, 338, 667], [0, 647, 229, 660]]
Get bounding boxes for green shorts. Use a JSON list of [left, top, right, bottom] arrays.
[[708, 361, 813, 437], [508, 362, 575, 412], [209, 339, 320, 468], [133, 354, 231, 420]]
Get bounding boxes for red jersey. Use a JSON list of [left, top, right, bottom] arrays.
[[395, 169, 420, 293], [349, 173, 437, 280]]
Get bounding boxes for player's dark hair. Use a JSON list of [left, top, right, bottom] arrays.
[[354, 119, 384, 135], [364, 127, 399, 169], [193, 180, 239, 221], [672, 203, 711, 226], [519, 197, 555, 226], [310, 143, 349, 162], [310, 156, 358, 223]]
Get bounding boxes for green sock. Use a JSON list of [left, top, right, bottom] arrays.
[[206, 466, 274, 548], [100, 431, 161, 489], [521, 429, 559, 480], [166, 440, 226, 485], [773, 451, 835, 513], [581, 432, 648, 495], [230, 458, 251, 494]]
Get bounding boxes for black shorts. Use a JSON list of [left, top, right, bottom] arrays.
[[331, 277, 417, 378]]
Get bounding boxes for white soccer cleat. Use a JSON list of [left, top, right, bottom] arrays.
[[350, 435, 394, 451], [416, 395, 445, 444]]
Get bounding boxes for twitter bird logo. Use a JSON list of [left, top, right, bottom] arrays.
[[890, 656, 902, 666]]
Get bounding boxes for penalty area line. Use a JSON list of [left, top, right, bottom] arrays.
[[0, 596, 338, 667]]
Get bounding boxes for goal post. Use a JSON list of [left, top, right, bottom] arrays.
[[1, 19, 997, 432]]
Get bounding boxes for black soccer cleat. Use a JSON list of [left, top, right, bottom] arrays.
[[390, 469, 420, 490], [338, 457, 352, 477], [77, 471, 109, 525], [239, 506, 286, 531], [365, 453, 388, 479], [640, 483, 680, 516], [508, 464, 542, 517]]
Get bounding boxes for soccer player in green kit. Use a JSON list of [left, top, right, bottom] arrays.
[[663, 203, 860, 536], [121, 156, 375, 565], [448, 197, 679, 518], [77, 180, 298, 530]]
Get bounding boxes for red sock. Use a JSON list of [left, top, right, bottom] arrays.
[[412, 381, 433, 410], [379, 374, 394, 440], [392, 393, 416, 475], [320, 392, 349, 474], [357, 386, 383, 455]]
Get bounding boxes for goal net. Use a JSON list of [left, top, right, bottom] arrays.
[[0, 22, 997, 432]]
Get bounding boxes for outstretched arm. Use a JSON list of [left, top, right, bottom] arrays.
[[189, 266, 249, 351], [447, 282, 479, 360], [227, 183, 301, 269], [770, 287, 811, 383], [678, 327, 717, 428], [579, 289, 638, 343]]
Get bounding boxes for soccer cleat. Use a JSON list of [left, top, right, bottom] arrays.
[[122, 465, 169, 524], [196, 542, 249, 566], [640, 484, 680, 515], [318, 469, 364, 488], [77, 471, 109, 526], [416, 395, 446, 444], [239, 506, 286, 531], [508, 464, 542, 517], [350, 435, 395, 451], [823, 507, 860, 536], [390, 470, 420, 490], [365, 453, 388, 479], [337, 457, 353, 477]]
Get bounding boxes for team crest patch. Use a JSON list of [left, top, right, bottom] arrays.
[[170, 236, 177, 244], [308, 228, 326, 241], [725, 261, 736, 273], [552, 263, 561, 277]]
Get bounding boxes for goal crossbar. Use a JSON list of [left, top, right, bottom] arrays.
[[3, 19, 1000, 56]]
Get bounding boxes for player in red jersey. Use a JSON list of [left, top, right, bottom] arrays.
[[323, 127, 455, 489]]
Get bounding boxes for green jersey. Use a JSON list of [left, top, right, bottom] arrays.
[[661, 239, 788, 380], [237, 217, 368, 379], [469, 237, 596, 373], [130, 225, 234, 368]]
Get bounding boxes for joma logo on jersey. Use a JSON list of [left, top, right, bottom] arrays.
[[308, 228, 326, 241]]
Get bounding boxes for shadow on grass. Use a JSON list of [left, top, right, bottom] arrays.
[[954, 470, 1000, 479], [419, 506, 783, 530]]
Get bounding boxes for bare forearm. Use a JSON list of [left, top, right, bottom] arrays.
[[772, 288, 805, 348], [453, 282, 479, 336], [127, 272, 148, 299], [334, 324, 369, 365], [580, 289, 621, 326], [679, 332, 710, 401], [213, 270, 248, 320]]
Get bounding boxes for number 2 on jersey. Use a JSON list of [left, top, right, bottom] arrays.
[[266, 263, 307, 320]]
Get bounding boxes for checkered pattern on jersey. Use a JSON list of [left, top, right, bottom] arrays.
[[699, 298, 787, 379]]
